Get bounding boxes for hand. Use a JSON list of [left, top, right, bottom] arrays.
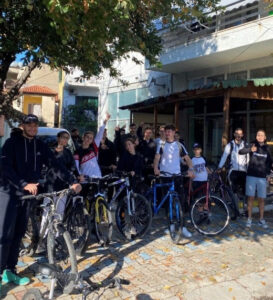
[[24, 183, 39, 195], [251, 144, 257, 152], [71, 183, 82, 194], [101, 143, 108, 150], [154, 168, 160, 176], [130, 171, 135, 176], [111, 165, 117, 170], [78, 174, 85, 183], [187, 170, 195, 179], [216, 168, 222, 173], [104, 112, 111, 124]]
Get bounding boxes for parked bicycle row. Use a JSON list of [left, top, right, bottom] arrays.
[[1, 113, 273, 298]]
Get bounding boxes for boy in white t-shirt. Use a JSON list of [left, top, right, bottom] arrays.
[[192, 143, 208, 198]]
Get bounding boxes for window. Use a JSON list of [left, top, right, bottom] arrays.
[[75, 96, 98, 106], [250, 66, 273, 78], [227, 71, 247, 80], [206, 74, 224, 85], [189, 78, 204, 90], [119, 90, 136, 119], [107, 93, 118, 119]]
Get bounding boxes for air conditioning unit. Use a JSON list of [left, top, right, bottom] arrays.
[[68, 88, 77, 95]]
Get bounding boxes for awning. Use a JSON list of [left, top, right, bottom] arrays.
[[119, 78, 273, 110]]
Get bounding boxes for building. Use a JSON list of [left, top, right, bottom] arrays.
[[59, 68, 100, 133], [9, 64, 60, 127], [119, 0, 273, 163]]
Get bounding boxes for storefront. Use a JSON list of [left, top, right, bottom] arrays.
[[120, 79, 273, 164]]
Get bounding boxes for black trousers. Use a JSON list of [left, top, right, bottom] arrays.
[[0, 185, 30, 273], [228, 170, 246, 194]]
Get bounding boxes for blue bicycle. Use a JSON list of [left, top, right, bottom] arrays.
[[145, 172, 184, 244]]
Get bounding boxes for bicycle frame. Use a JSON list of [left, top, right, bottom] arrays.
[[108, 177, 135, 215], [147, 177, 181, 222]]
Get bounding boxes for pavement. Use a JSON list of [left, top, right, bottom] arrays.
[[2, 213, 273, 300]]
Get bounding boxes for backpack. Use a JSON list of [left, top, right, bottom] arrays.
[[224, 141, 234, 170]]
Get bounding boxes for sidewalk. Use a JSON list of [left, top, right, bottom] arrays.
[[3, 216, 273, 300]]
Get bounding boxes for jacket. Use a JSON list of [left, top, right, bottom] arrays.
[[239, 141, 272, 178], [1, 134, 75, 191], [218, 140, 249, 172]]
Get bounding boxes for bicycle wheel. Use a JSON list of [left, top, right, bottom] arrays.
[[47, 228, 78, 294], [66, 204, 92, 256], [191, 195, 230, 236], [22, 288, 43, 300], [93, 197, 113, 246], [115, 193, 152, 240], [223, 187, 239, 220], [169, 195, 183, 244]]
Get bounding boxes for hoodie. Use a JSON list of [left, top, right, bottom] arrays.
[[1, 134, 75, 191], [239, 141, 272, 178]]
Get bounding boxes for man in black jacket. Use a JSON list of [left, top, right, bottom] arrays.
[[98, 129, 117, 175], [0, 114, 81, 290], [239, 130, 272, 229]]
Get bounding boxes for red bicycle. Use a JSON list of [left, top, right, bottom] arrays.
[[186, 174, 230, 236]]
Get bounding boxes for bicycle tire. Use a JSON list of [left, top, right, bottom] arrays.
[[22, 288, 43, 300], [66, 205, 92, 256], [169, 195, 183, 244], [93, 197, 113, 246], [47, 229, 78, 294], [191, 195, 230, 236], [115, 193, 152, 240]]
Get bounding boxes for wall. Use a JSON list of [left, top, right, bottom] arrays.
[[26, 64, 59, 93], [42, 95, 56, 127]]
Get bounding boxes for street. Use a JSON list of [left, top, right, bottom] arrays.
[[3, 213, 273, 300]]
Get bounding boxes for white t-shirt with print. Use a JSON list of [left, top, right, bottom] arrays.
[[156, 141, 188, 175], [192, 156, 208, 182]]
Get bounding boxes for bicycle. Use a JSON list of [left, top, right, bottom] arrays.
[[21, 189, 78, 294], [145, 171, 185, 244], [108, 171, 152, 240], [211, 171, 245, 220], [82, 175, 113, 247], [22, 262, 130, 300], [189, 173, 230, 236], [21, 189, 91, 257]]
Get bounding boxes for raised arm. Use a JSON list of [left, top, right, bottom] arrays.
[[94, 113, 111, 147]]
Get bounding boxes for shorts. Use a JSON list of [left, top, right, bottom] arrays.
[[245, 176, 267, 199]]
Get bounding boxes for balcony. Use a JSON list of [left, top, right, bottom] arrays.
[[148, 0, 273, 73]]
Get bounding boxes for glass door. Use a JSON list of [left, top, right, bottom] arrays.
[[206, 116, 223, 164]]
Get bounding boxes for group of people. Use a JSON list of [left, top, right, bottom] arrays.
[[0, 113, 272, 292]]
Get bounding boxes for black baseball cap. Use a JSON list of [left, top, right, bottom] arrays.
[[22, 114, 39, 124], [193, 143, 202, 149]]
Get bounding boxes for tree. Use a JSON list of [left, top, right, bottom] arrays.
[[0, 0, 220, 121]]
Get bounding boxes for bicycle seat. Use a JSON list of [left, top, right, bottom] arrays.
[[38, 263, 60, 276]]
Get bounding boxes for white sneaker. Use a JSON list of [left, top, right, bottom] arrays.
[[258, 219, 268, 229], [246, 218, 252, 228], [182, 227, 192, 238]]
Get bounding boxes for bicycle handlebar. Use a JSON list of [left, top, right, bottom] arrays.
[[21, 188, 72, 200]]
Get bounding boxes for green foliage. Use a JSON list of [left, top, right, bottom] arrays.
[[62, 100, 98, 134], [0, 0, 220, 77], [0, 0, 220, 119]]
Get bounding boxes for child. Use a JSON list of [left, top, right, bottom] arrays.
[[192, 143, 208, 198]]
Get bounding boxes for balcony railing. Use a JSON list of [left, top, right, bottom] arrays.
[[161, 0, 268, 51], [65, 74, 101, 87]]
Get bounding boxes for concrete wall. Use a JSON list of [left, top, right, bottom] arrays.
[[26, 64, 59, 93], [42, 95, 56, 127]]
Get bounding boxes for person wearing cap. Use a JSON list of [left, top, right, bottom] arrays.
[[0, 114, 82, 291], [192, 143, 209, 199]]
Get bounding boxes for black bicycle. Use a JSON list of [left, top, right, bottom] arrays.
[[22, 189, 78, 294]]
